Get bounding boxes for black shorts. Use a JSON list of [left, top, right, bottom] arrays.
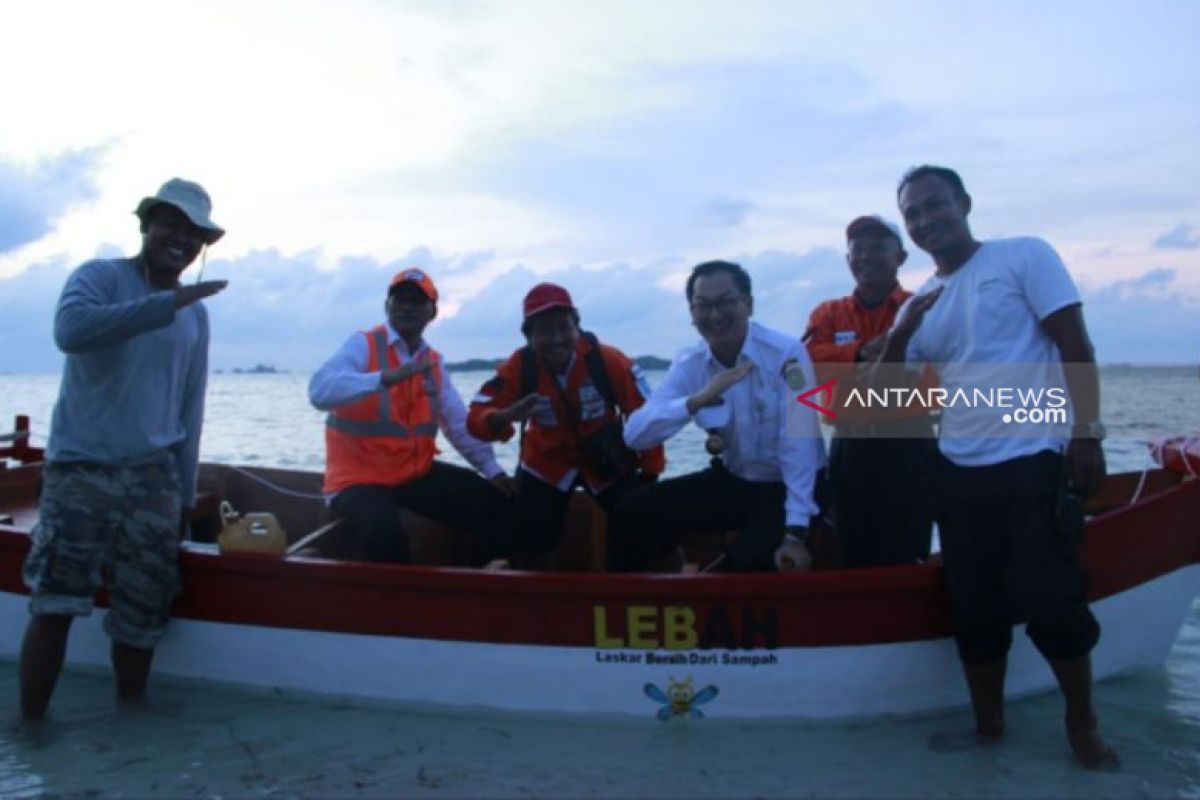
[[935, 449, 1100, 663]]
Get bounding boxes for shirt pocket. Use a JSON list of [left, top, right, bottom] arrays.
[[973, 275, 1027, 345]]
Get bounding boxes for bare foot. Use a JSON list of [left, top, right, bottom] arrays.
[[482, 558, 511, 572], [928, 726, 1004, 753], [1067, 715, 1120, 771], [9, 714, 56, 749]]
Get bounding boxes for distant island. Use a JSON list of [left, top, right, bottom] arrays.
[[444, 355, 671, 373], [229, 364, 285, 375]]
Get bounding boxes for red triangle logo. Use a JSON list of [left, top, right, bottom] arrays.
[[797, 379, 838, 419]]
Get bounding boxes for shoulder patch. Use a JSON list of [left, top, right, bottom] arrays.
[[782, 358, 808, 391]]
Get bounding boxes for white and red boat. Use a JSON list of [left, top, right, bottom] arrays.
[[1, 415, 1197, 720]]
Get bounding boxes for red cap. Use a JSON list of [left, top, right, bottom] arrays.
[[523, 283, 575, 320], [388, 268, 438, 303]]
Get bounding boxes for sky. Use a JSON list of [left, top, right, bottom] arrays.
[[1, 0, 1198, 372]]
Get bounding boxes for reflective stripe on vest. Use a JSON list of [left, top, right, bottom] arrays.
[[323, 328, 440, 439]]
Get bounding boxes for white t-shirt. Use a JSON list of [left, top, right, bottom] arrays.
[[901, 237, 1081, 466]]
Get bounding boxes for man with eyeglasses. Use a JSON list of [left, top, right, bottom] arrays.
[[611, 260, 825, 572], [804, 216, 935, 567]]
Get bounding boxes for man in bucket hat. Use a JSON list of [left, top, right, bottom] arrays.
[[309, 268, 519, 566], [19, 178, 228, 722]]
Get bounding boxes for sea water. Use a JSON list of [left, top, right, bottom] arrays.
[[0, 368, 1197, 798]]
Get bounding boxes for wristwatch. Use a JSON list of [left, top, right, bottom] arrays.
[[1072, 420, 1107, 440]]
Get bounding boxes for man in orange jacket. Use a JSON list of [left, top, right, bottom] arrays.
[[467, 283, 664, 564], [804, 215, 935, 566], [309, 268, 517, 565]]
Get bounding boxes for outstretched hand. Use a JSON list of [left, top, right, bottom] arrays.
[[893, 286, 943, 340], [381, 358, 435, 388], [688, 361, 755, 414], [499, 393, 540, 425], [173, 280, 228, 308]]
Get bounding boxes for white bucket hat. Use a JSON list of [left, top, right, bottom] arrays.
[[134, 178, 225, 244]]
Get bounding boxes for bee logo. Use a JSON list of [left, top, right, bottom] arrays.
[[643, 676, 719, 721]]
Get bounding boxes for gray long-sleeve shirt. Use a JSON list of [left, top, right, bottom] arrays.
[[47, 257, 210, 507]]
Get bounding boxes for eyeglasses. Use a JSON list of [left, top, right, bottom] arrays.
[[690, 294, 745, 315]]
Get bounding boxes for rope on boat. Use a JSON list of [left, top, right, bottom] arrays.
[[1130, 435, 1200, 505], [1128, 450, 1155, 506], [227, 465, 326, 500], [1178, 436, 1200, 479]]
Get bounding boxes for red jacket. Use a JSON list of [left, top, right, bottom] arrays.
[[804, 286, 936, 425], [468, 337, 665, 492]]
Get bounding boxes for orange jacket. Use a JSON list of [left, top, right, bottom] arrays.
[[323, 325, 441, 494], [804, 286, 936, 425], [468, 336, 665, 492]]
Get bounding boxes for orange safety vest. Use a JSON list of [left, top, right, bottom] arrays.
[[323, 325, 442, 494]]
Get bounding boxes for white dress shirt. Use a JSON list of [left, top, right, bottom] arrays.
[[308, 324, 504, 480], [624, 321, 825, 527]]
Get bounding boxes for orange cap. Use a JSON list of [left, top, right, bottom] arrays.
[[388, 268, 438, 303]]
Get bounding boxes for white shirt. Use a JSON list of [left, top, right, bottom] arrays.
[[902, 237, 1080, 466], [308, 325, 503, 481], [624, 321, 825, 527]]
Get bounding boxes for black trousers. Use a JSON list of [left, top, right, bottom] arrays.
[[610, 465, 786, 572], [828, 434, 934, 567], [331, 461, 517, 565], [936, 450, 1100, 664], [514, 469, 643, 556]]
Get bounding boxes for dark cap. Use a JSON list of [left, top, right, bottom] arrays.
[[845, 215, 903, 246]]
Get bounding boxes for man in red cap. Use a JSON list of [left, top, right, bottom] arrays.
[[467, 283, 663, 566], [803, 215, 935, 567], [308, 268, 518, 565]]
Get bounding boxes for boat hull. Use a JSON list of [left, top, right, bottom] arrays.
[[0, 462, 1197, 720], [0, 564, 1195, 719]]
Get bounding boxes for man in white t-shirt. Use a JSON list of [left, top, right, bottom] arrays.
[[877, 165, 1116, 770]]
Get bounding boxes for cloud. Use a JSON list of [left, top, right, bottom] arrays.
[[0, 148, 105, 254], [1088, 267, 1178, 300], [0, 257, 72, 372], [694, 197, 757, 228], [1083, 268, 1200, 363], [3, 246, 1197, 376], [1154, 224, 1200, 250]]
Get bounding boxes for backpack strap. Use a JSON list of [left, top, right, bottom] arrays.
[[519, 345, 539, 398], [516, 345, 538, 463], [581, 332, 619, 413]]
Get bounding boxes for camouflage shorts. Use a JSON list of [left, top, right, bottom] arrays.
[[24, 456, 182, 649]]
